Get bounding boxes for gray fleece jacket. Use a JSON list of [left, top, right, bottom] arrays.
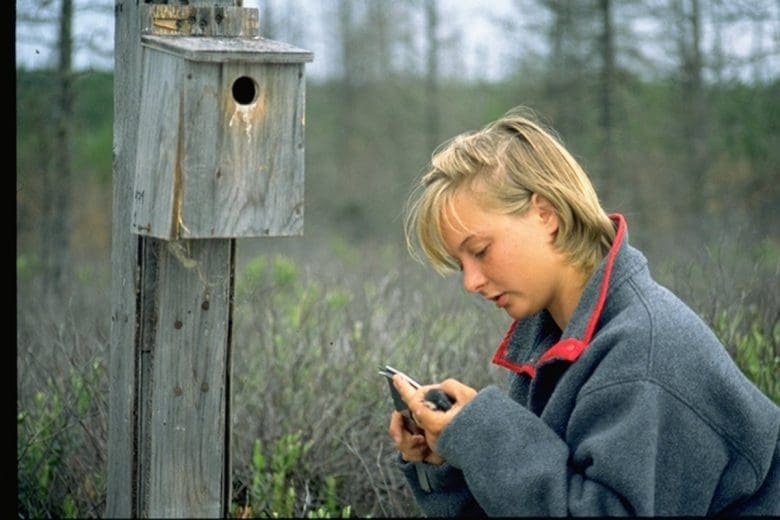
[[400, 214, 780, 516]]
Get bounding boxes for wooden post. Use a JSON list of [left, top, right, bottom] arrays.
[[107, 2, 310, 517]]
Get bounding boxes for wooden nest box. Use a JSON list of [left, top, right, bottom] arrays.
[[131, 35, 314, 239]]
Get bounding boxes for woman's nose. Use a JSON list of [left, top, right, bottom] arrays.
[[462, 262, 486, 293]]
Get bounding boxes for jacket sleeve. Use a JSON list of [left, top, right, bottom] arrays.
[[436, 381, 764, 516], [398, 458, 486, 517]]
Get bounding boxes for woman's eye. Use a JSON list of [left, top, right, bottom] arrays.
[[474, 246, 488, 259]]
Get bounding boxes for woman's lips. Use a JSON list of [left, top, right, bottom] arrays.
[[494, 293, 508, 308]]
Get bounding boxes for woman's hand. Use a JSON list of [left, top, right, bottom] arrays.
[[390, 375, 477, 460], [388, 410, 445, 465]]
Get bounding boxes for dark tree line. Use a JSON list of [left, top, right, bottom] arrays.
[[16, 0, 780, 272]]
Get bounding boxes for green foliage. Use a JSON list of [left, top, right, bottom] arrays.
[[16, 69, 113, 186], [712, 306, 780, 404], [16, 67, 780, 246], [713, 80, 780, 163], [16, 234, 780, 517], [241, 256, 268, 292], [62, 494, 78, 518], [17, 359, 105, 518], [15, 53, 780, 517], [230, 244, 506, 516], [231, 432, 351, 518], [17, 391, 64, 517], [17, 253, 43, 281], [17, 278, 108, 519]]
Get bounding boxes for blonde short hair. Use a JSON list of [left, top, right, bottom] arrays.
[[404, 107, 615, 275]]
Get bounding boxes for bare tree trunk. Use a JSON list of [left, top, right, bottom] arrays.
[[368, 1, 391, 79], [751, 17, 765, 83], [337, 0, 355, 169], [676, 0, 709, 231], [261, 0, 275, 39], [334, 0, 366, 237], [598, 0, 616, 203], [44, 0, 74, 295], [711, 0, 725, 84], [543, 0, 579, 136], [425, 0, 440, 153]]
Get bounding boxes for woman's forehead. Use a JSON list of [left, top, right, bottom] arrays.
[[438, 188, 489, 242]]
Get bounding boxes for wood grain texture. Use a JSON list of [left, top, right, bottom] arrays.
[[110, 1, 243, 517], [132, 44, 310, 239], [131, 49, 181, 237], [106, 0, 144, 515], [141, 239, 233, 518], [141, 34, 314, 63], [180, 61, 306, 237], [141, 5, 258, 37]]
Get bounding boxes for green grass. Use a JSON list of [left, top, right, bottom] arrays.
[[16, 234, 779, 517]]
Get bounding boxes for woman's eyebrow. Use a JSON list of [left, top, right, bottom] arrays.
[[458, 234, 480, 252]]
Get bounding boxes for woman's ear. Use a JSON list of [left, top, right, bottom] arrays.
[[531, 193, 559, 235]]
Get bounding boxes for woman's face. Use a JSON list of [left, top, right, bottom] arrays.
[[440, 189, 571, 322]]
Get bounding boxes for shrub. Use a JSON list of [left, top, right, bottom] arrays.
[[712, 305, 780, 403], [16, 237, 779, 517], [230, 432, 352, 518], [17, 272, 109, 518]]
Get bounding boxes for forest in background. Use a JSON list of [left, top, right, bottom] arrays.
[[16, 0, 780, 272], [16, 67, 780, 269], [16, 0, 779, 517]]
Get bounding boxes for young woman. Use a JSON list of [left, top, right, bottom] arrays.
[[389, 107, 779, 516]]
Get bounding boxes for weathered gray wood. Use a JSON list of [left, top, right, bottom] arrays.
[[107, 0, 144, 514], [131, 49, 183, 237], [141, 239, 233, 517], [131, 39, 311, 239], [141, 34, 314, 63], [141, 4, 259, 37], [179, 60, 306, 237], [109, 1, 243, 517]]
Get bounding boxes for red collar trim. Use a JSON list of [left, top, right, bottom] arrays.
[[491, 214, 627, 378]]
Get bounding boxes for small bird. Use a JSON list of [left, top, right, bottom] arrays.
[[422, 388, 454, 412], [379, 365, 455, 412]]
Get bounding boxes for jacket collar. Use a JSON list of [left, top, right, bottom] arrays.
[[491, 214, 629, 378]]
